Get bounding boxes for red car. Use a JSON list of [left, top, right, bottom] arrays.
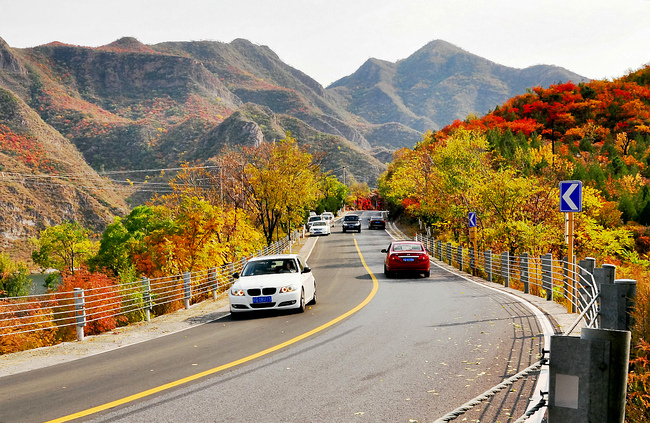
[[381, 240, 430, 278]]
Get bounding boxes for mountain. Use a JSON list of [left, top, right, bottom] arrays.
[[327, 40, 589, 132], [0, 39, 127, 258], [0, 35, 594, 258]]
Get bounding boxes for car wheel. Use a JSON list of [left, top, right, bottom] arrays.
[[296, 288, 306, 313], [308, 282, 317, 305], [423, 271, 430, 278], [342, 228, 346, 233], [230, 311, 242, 320], [384, 264, 392, 278], [358, 228, 361, 233]]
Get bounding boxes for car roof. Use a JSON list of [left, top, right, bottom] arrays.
[[247, 254, 300, 262], [391, 240, 423, 245]]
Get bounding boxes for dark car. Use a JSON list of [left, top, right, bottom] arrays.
[[381, 240, 430, 278], [368, 215, 386, 229], [342, 214, 361, 233]]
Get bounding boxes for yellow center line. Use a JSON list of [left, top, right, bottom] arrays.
[[46, 238, 378, 423]]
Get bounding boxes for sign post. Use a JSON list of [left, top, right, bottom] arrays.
[[560, 181, 582, 313], [468, 212, 477, 276]]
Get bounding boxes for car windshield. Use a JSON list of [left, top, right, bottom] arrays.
[[371, 216, 383, 220], [313, 221, 326, 227], [344, 215, 359, 221], [392, 243, 423, 252], [242, 259, 297, 276], [308, 216, 322, 222]]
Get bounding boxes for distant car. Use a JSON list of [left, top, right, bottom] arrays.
[[381, 241, 430, 278], [309, 220, 331, 236], [368, 215, 386, 229], [306, 215, 324, 230], [229, 254, 316, 317], [321, 212, 335, 226], [342, 214, 361, 233]]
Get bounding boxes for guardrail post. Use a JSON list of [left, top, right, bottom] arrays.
[[521, 252, 529, 294], [594, 263, 616, 290], [548, 328, 631, 422], [577, 258, 596, 317], [500, 251, 509, 287], [183, 272, 191, 309], [74, 287, 85, 341], [209, 267, 218, 300], [469, 247, 475, 276], [563, 256, 569, 301], [436, 240, 442, 260], [485, 249, 492, 282], [141, 276, 152, 322], [542, 253, 553, 301], [457, 245, 463, 271], [446, 243, 452, 265], [601, 279, 636, 332]]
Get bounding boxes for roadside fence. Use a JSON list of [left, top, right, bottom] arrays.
[[414, 233, 602, 333], [0, 231, 302, 345], [407, 230, 636, 422]]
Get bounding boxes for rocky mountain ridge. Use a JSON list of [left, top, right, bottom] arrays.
[[0, 35, 588, 259]]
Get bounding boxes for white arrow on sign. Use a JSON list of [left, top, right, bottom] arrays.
[[562, 183, 579, 210]]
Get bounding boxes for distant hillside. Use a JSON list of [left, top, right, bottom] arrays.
[[191, 103, 385, 184], [433, 65, 650, 223], [0, 44, 127, 258], [0, 34, 599, 258], [328, 40, 589, 132]]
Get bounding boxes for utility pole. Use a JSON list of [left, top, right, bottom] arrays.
[[342, 165, 347, 186]]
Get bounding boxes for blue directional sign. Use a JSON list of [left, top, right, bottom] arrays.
[[468, 212, 477, 228], [559, 180, 583, 212]]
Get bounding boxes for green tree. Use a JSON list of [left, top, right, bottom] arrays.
[[31, 221, 97, 275], [90, 205, 162, 276], [0, 253, 31, 297], [317, 175, 348, 213]]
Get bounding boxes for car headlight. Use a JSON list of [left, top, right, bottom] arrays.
[[231, 288, 245, 296], [280, 285, 297, 293]]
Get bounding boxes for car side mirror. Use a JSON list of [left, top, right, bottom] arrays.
[[380, 249, 387, 253], [302, 266, 312, 274], [232, 272, 240, 279]]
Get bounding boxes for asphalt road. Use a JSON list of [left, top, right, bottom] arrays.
[[0, 212, 545, 423]]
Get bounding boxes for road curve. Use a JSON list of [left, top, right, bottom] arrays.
[[0, 212, 545, 422]]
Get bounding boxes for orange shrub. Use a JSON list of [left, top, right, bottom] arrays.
[[0, 299, 56, 354], [54, 268, 125, 341]]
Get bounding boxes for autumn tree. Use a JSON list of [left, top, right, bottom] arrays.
[[237, 134, 322, 244], [90, 205, 166, 277], [31, 221, 97, 276]]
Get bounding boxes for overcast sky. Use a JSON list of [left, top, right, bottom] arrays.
[[1, 0, 649, 87]]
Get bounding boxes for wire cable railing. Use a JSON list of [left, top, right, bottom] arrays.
[[0, 231, 301, 343], [394, 228, 606, 423]]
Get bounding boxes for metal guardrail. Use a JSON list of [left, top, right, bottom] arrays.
[[413, 233, 600, 333], [0, 232, 301, 339], [387, 223, 603, 422]]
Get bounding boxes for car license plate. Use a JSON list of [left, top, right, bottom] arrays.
[[403, 258, 414, 262], [253, 296, 272, 304]]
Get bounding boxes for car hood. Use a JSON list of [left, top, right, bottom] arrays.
[[234, 273, 302, 288]]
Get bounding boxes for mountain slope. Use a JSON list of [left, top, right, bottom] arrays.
[[328, 40, 589, 132]]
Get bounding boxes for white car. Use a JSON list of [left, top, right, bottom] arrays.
[[229, 254, 316, 317], [309, 220, 331, 236], [306, 215, 323, 230], [321, 212, 335, 226]]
